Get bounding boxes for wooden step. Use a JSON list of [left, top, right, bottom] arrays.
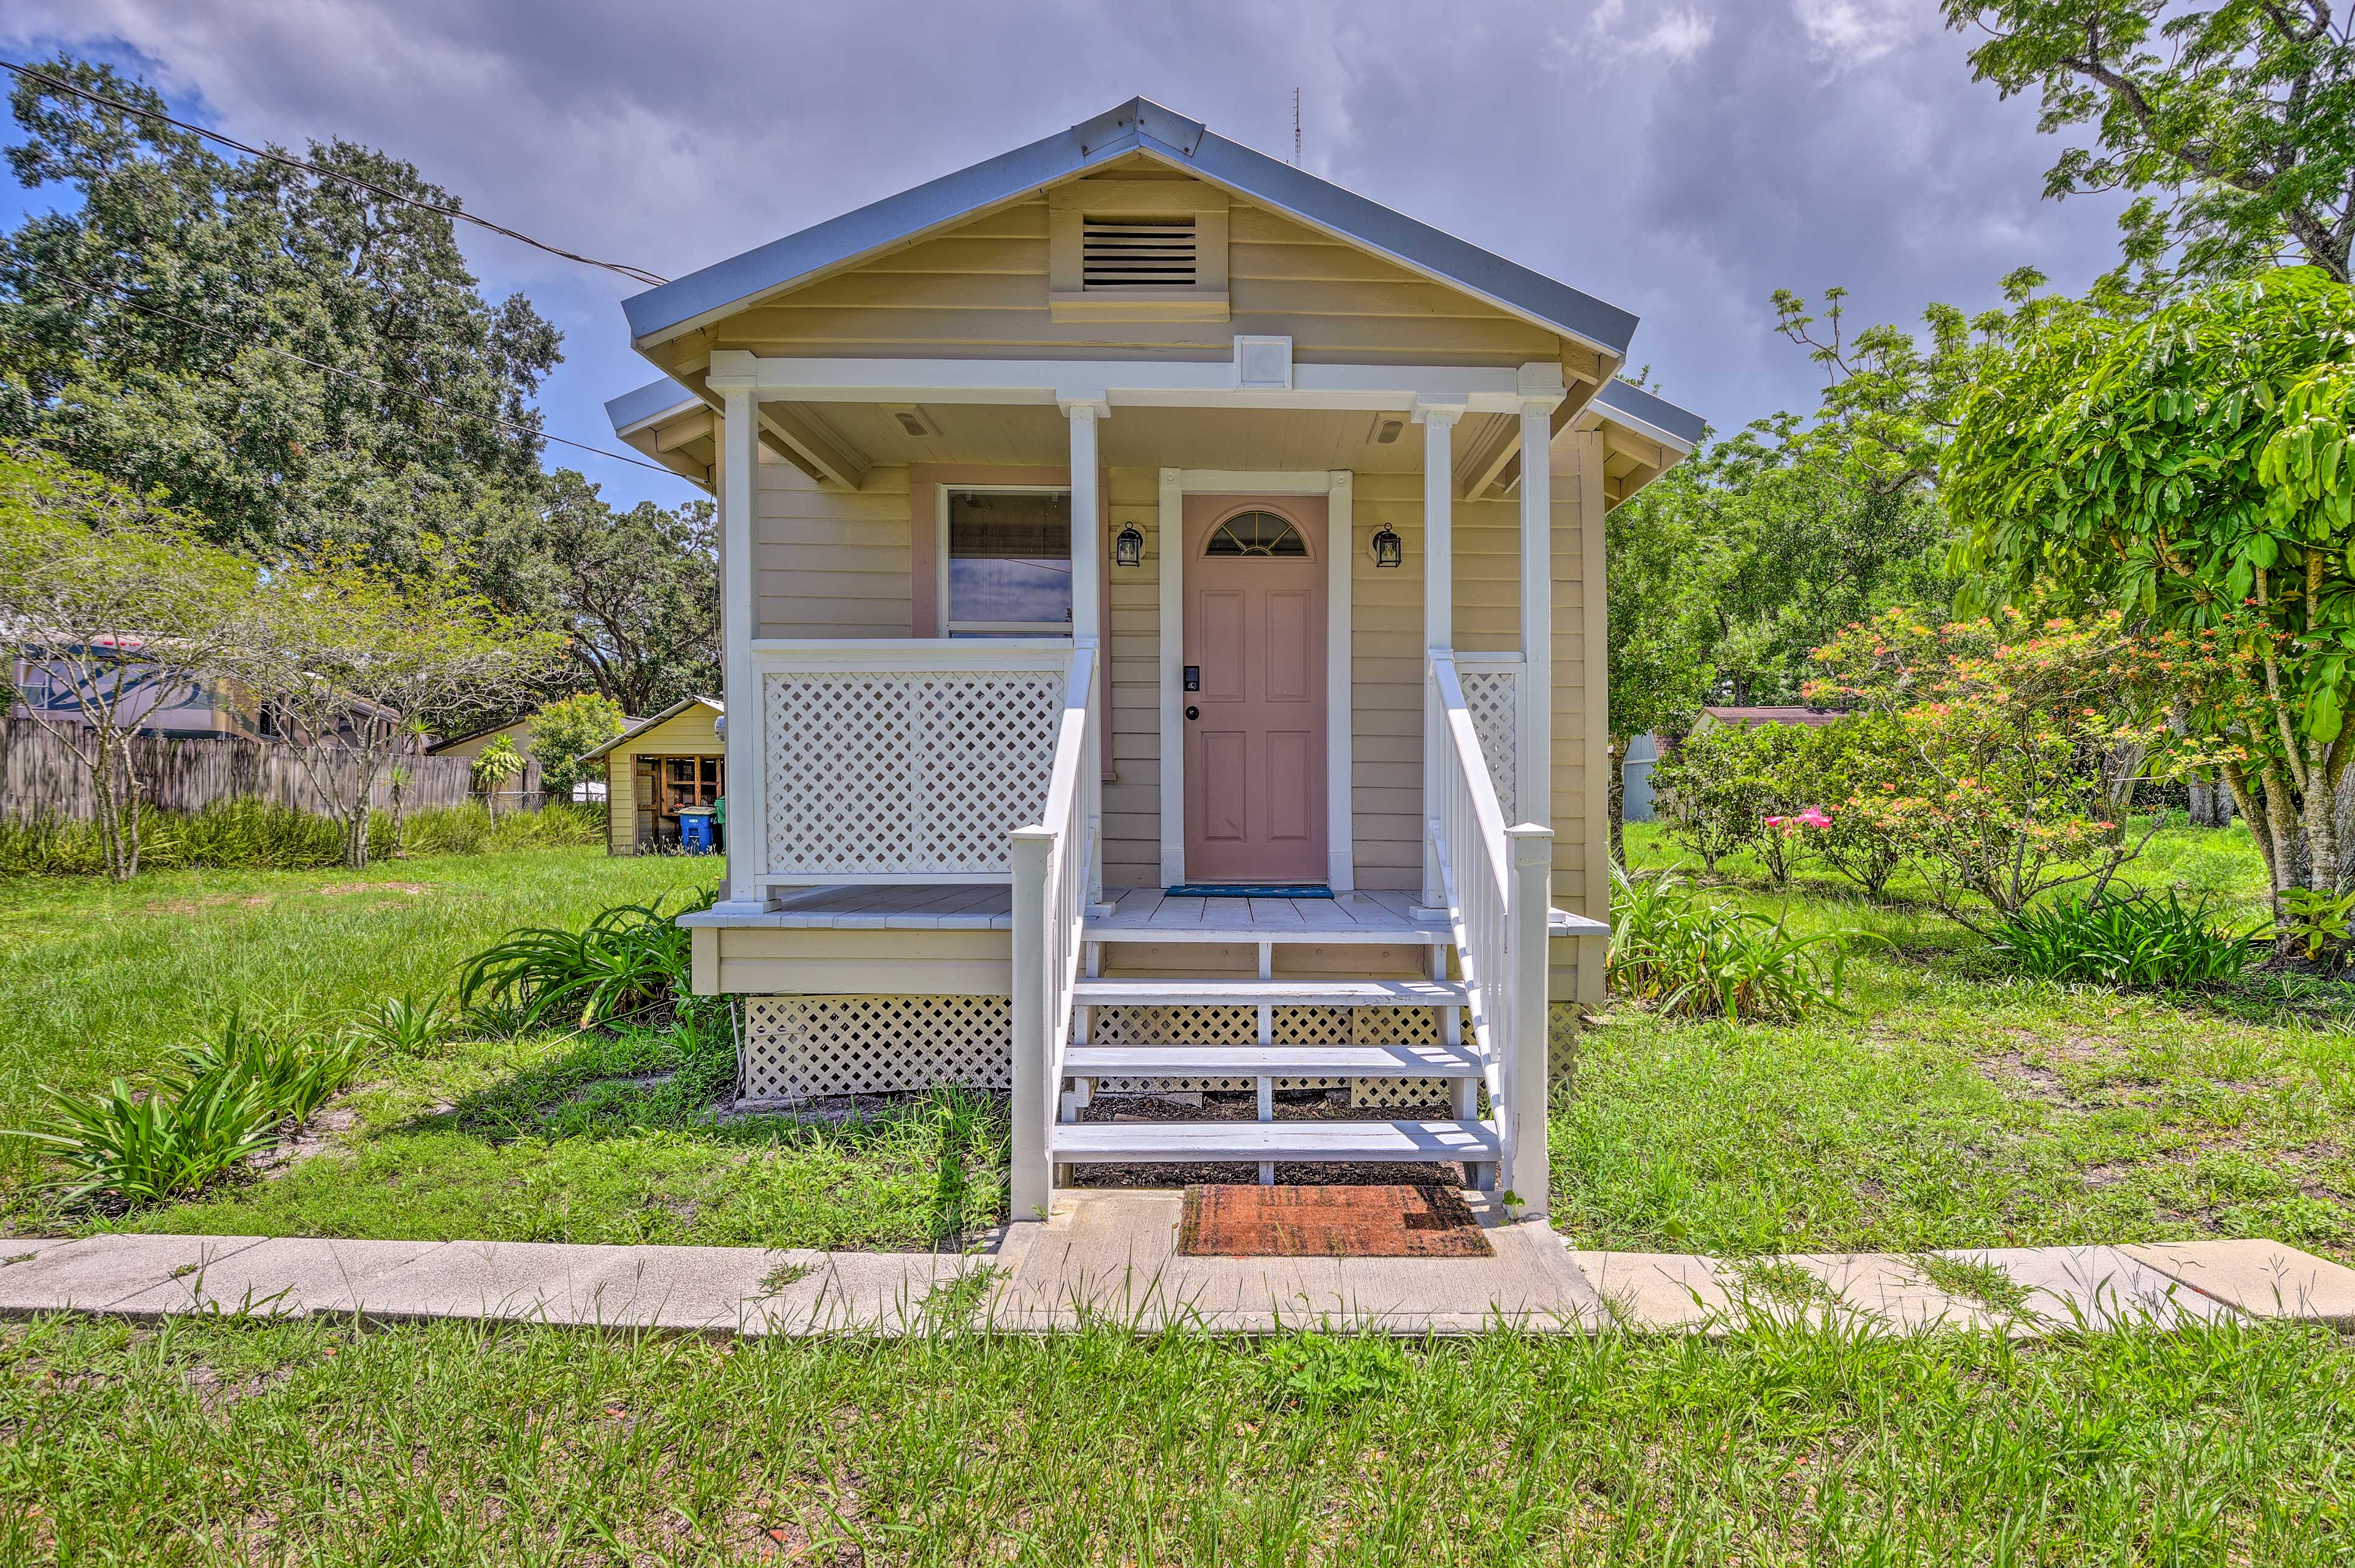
[[1070, 977, 1469, 1008], [1048, 1118, 1498, 1164], [1063, 1043, 1480, 1079]]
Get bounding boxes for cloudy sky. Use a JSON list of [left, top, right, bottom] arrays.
[[1, 0, 2129, 513]]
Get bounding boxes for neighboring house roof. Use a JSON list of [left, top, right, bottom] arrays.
[[621, 98, 1642, 357], [578, 695, 725, 763], [1696, 706, 1850, 729], [426, 717, 533, 757]]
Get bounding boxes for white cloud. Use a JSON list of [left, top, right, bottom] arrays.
[[1792, 0, 1928, 69], [1562, 0, 1715, 66]]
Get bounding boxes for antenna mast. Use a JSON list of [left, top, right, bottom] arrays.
[[1293, 88, 1301, 164]]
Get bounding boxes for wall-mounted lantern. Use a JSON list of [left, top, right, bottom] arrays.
[[1113, 522, 1145, 568], [1369, 523, 1404, 569]]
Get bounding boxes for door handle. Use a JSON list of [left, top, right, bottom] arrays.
[[1185, 705, 1200, 721]]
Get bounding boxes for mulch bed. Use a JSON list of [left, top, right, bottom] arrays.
[[1177, 1182, 1493, 1258]]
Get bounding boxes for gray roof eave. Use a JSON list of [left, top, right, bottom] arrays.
[[1593, 378, 1706, 450], [621, 98, 1639, 358], [605, 377, 703, 434]]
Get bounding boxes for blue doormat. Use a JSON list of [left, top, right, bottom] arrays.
[[1165, 883, 1335, 899]]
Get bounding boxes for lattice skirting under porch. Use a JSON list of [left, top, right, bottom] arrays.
[[737, 996, 1546, 1109]]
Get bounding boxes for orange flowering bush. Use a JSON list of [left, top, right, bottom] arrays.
[[1808, 608, 2200, 930]]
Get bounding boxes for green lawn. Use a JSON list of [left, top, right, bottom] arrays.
[[2, 1311, 2349, 1564], [0, 849, 980, 1251], [6, 822, 2355, 1268]]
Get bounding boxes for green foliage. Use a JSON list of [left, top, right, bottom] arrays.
[[15, 1071, 274, 1206], [1810, 609, 2172, 928], [0, 55, 560, 565], [1944, 1, 2355, 285], [350, 994, 458, 1057], [12, 1015, 366, 1206], [1789, 716, 1916, 898], [1606, 865, 1857, 1022], [458, 892, 716, 1033], [1945, 267, 2355, 901], [527, 692, 627, 800], [0, 799, 602, 878], [478, 472, 720, 717], [925, 1087, 995, 1245], [469, 734, 526, 799], [1604, 461, 1731, 851], [1994, 891, 2265, 987], [2275, 885, 2355, 962], [1653, 722, 1806, 874], [1255, 1333, 1411, 1409]]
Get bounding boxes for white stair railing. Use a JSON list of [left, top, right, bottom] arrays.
[[1009, 643, 1099, 1220], [1428, 651, 1553, 1217]]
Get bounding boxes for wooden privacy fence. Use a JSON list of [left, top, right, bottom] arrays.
[[0, 716, 538, 820]]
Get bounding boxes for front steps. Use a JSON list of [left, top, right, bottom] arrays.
[[1057, 908, 1493, 1188]]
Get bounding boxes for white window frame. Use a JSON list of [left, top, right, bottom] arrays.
[[936, 483, 1076, 638]]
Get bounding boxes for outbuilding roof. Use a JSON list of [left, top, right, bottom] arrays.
[[578, 694, 725, 763], [622, 98, 1642, 357]]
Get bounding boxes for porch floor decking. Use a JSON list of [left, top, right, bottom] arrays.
[[718, 885, 1601, 938]]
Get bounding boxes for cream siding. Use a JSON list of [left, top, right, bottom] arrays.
[[694, 175, 1561, 372]]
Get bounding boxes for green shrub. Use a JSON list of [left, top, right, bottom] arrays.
[[1653, 722, 1810, 878], [10, 1015, 369, 1206], [1994, 890, 2264, 988], [0, 798, 605, 877], [351, 993, 458, 1055], [1792, 715, 1915, 898], [1606, 864, 1857, 1022], [458, 890, 716, 1032]]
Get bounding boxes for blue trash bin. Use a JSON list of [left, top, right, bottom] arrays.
[[676, 808, 715, 854]]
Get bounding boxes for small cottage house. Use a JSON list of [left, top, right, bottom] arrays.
[[603, 99, 1701, 1221]]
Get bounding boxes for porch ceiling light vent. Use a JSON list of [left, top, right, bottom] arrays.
[[1368, 414, 1406, 445], [885, 405, 940, 438], [1082, 217, 1197, 289]]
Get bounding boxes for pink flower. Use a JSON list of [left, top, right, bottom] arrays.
[[1798, 807, 1832, 828]]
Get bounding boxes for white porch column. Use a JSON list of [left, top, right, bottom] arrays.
[[708, 351, 768, 912], [1417, 402, 1462, 908], [1517, 365, 1566, 833], [1061, 396, 1105, 905]]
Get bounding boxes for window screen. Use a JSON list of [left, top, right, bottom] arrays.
[[946, 490, 1072, 632]]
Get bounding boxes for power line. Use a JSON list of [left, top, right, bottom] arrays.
[[0, 59, 670, 288], [13, 256, 684, 478]]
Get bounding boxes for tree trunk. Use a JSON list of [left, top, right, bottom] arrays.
[[1607, 733, 1628, 866]]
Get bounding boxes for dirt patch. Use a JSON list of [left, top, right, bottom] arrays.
[[251, 1109, 357, 1176], [151, 895, 272, 916], [315, 881, 433, 897]]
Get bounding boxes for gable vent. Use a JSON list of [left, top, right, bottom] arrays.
[[1082, 217, 1197, 289]]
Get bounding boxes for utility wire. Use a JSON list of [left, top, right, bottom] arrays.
[[15, 257, 684, 477], [1, 59, 671, 288]]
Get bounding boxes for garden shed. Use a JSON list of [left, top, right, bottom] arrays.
[[580, 695, 726, 855]]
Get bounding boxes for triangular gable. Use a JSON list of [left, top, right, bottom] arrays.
[[624, 98, 1639, 358]]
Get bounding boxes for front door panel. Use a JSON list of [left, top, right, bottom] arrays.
[[1182, 496, 1328, 884]]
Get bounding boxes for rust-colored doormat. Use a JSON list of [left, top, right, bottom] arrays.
[[1178, 1184, 1494, 1258]]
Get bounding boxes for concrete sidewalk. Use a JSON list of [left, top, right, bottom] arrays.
[[4, 1197, 2353, 1339]]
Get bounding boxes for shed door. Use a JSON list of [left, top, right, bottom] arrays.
[[1181, 496, 1328, 884]]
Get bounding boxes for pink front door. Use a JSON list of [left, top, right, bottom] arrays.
[[1182, 496, 1328, 884]]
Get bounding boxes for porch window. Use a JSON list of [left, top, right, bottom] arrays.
[[943, 488, 1072, 635]]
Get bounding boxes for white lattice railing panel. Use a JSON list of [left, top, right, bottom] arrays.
[[1460, 665, 1520, 825], [741, 996, 1011, 1101], [762, 666, 1065, 877]]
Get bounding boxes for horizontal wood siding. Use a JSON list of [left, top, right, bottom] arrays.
[[754, 449, 913, 639], [1104, 466, 1160, 888], [713, 179, 1558, 368]]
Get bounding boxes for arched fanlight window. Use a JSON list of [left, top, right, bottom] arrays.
[[1204, 510, 1308, 557]]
